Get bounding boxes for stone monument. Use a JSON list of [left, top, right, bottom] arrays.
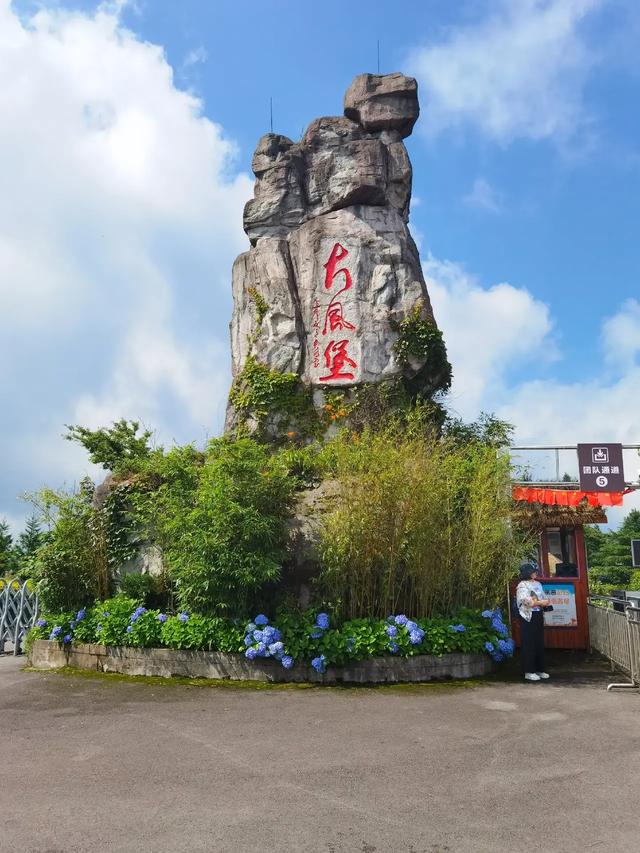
[[225, 72, 450, 437]]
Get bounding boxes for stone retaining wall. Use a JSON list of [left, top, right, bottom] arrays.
[[29, 640, 492, 684]]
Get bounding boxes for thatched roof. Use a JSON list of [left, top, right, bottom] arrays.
[[512, 500, 607, 530]]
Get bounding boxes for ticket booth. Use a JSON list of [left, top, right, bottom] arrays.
[[510, 500, 607, 650]]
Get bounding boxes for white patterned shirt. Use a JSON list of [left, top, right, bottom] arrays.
[[516, 579, 545, 622]]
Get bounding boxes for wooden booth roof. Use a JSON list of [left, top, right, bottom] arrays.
[[512, 501, 607, 531]]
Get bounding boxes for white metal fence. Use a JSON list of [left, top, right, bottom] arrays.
[[588, 595, 640, 690], [0, 578, 39, 656]]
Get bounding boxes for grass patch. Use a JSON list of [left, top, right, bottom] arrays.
[[22, 664, 488, 694]]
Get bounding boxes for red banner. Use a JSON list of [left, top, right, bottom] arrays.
[[512, 486, 631, 507]]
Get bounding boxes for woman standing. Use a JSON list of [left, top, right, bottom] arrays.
[[516, 562, 551, 682]]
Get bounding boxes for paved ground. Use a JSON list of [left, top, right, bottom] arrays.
[[0, 652, 638, 853]]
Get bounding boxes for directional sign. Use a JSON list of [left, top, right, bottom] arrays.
[[577, 444, 625, 492]]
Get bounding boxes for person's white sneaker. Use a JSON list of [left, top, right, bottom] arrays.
[[525, 672, 541, 681], [536, 672, 550, 679]]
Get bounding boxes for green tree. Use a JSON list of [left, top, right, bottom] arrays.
[[588, 510, 640, 588], [65, 419, 154, 471], [0, 519, 18, 577], [14, 515, 44, 575]]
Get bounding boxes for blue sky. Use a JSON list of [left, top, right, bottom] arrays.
[[2, 0, 640, 532]]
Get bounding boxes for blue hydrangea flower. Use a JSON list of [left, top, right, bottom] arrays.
[[256, 642, 267, 656], [405, 620, 418, 632], [449, 624, 466, 633], [96, 623, 102, 632], [252, 629, 264, 642], [315, 612, 330, 630], [310, 629, 324, 640], [491, 651, 504, 663], [409, 629, 424, 646], [126, 625, 133, 634], [281, 655, 294, 669], [485, 641, 495, 653], [178, 612, 189, 623], [492, 619, 508, 637], [346, 637, 356, 652], [244, 634, 254, 647], [311, 655, 326, 674], [394, 614, 408, 626], [245, 622, 257, 633], [386, 624, 398, 638], [36, 618, 47, 628], [76, 608, 86, 622], [388, 641, 399, 654], [70, 621, 76, 629], [63, 634, 72, 644], [130, 606, 147, 623], [157, 613, 168, 623], [481, 609, 493, 619], [49, 626, 62, 640], [254, 614, 269, 626], [387, 615, 395, 624], [245, 647, 258, 661], [103, 611, 110, 618]]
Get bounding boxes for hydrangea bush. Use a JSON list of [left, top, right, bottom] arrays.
[[30, 596, 516, 674]]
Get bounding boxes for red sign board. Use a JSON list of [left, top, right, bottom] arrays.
[[577, 444, 625, 492]]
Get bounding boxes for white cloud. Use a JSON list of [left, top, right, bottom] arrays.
[[463, 177, 503, 213], [425, 256, 555, 418], [0, 0, 252, 530], [602, 298, 640, 369], [427, 257, 640, 527], [408, 0, 605, 144], [183, 46, 207, 68]]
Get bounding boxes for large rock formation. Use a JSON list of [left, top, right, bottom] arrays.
[[226, 72, 449, 437]]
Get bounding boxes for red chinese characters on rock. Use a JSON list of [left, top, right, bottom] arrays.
[[318, 242, 359, 383]]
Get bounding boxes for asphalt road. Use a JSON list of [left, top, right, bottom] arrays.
[[0, 653, 638, 853]]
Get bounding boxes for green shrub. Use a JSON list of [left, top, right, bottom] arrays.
[[142, 438, 295, 616], [30, 480, 112, 612], [318, 424, 530, 619]]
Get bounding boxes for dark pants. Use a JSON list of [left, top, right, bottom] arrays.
[[520, 611, 545, 674]]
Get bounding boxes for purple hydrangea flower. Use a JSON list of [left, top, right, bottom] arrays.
[[130, 606, 147, 623], [311, 655, 326, 674], [386, 624, 398, 638], [245, 647, 258, 661], [178, 612, 189, 623], [63, 634, 72, 644], [281, 655, 294, 669], [254, 614, 269, 626], [315, 612, 330, 630], [157, 613, 168, 623], [36, 619, 47, 628], [394, 614, 408, 626], [76, 608, 86, 622], [409, 630, 424, 646], [49, 626, 62, 640]]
